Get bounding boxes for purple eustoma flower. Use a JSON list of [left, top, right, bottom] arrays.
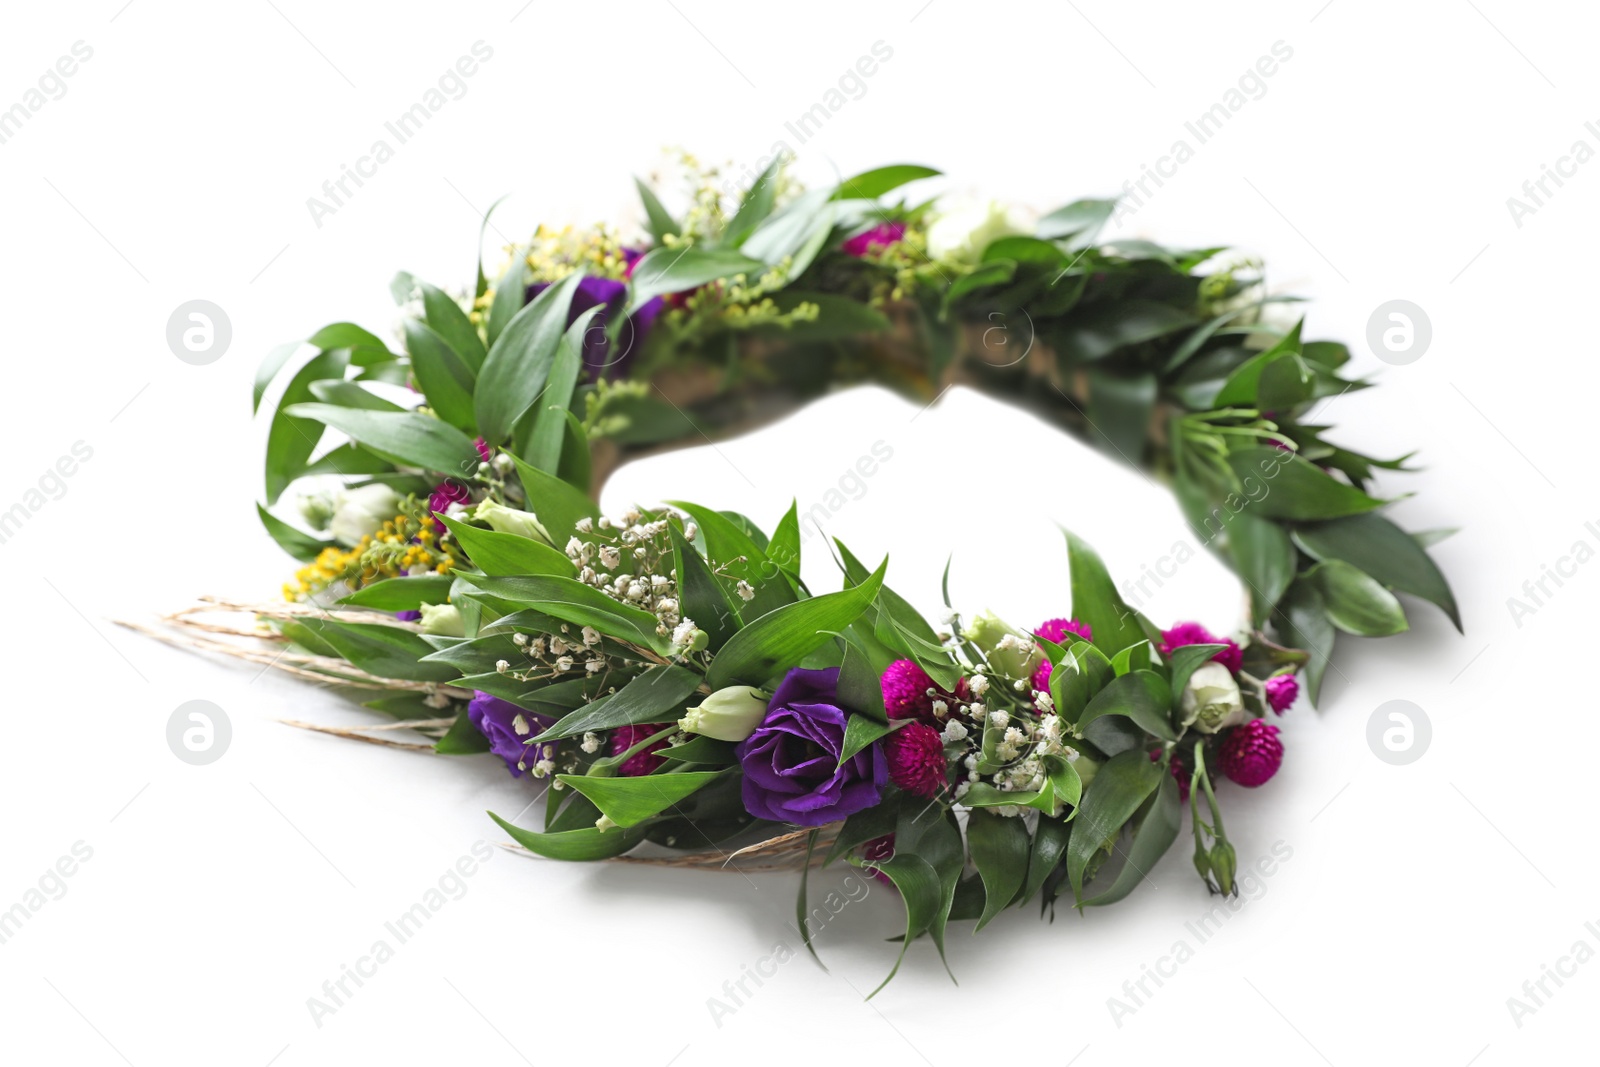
[[735, 667, 886, 827], [468, 691, 555, 778], [527, 267, 664, 380]]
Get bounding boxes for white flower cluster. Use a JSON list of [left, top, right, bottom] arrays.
[[495, 621, 610, 684], [564, 509, 700, 648], [929, 672, 1079, 817]]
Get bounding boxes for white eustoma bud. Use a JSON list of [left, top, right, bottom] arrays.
[[678, 686, 769, 742], [328, 483, 400, 546], [1180, 662, 1246, 734], [417, 603, 464, 637], [475, 501, 552, 545], [962, 611, 1043, 682], [926, 197, 1025, 261]]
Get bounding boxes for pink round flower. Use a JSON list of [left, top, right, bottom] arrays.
[[610, 724, 671, 777], [1264, 674, 1299, 715], [1035, 618, 1092, 645], [1151, 749, 1191, 802], [473, 436, 494, 464], [1031, 658, 1054, 696], [1217, 719, 1283, 787], [884, 722, 947, 798], [842, 221, 906, 257], [1160, 621, 1242, 673], [881, 660, 947, 724], [429, 479, 472, 517]]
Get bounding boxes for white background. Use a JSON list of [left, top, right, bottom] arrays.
[[1, 1, 1595, 1063]]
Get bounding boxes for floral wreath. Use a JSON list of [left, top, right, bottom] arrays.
[[234, 156, 1458, 992]]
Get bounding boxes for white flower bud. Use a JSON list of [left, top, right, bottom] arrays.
[[417, 603, 464, 637], [1180, 662, 1246, 734], [328, 483, 400, 546], [678, 686, 769, 742], [475, 501, 552, 545]]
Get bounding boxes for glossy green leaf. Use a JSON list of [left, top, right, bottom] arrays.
[[1082, 771, 1181, 907], [1022, 815, 1071, 906], [1227, 511, 1296, 627], [1294, 513, 1460, 631], [1036, 198, 1116, 242], [338, 574, 454, 611], [670, 524, 740, 651], [403, 319, 476, 432], [485, 250, 528, 350], [1065, 529, 1146, 657], [509, 452, 601, 545], [1274, 579, 1335, 704], [436, 515, 575, 577], [670, 501, 795, 620], [489, 812, 646, 860], [282, 404, 479, 476], [707, 558, 886, 689], [556, 770, 723, 828], [864, 853, 942, 999], [453, 573, 670, 654], [1309, 559, 1409, 636], [1078, 670, 1177, 741], [417, 280, 486, 371], [533, 665, 703, 742], [1228, 447, 1385, 521], [635, 177, 679, 243], [264, 349, 347, 503], [292, 617, 458, 683], [256, 503, 334, 561], [476, 272, 582, 445], [627, 246, 764, 312], [833, 163, 940, 200], [967, 809, 1029, 930], [434, 709, 491, 754], [523, 307, 600, 474], [1066, 749, 1162, 901]]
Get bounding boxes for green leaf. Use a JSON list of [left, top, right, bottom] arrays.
[[967, 809, 1030, 930], [338, 575, 454, 611], [669, 502, 795, 620], [264, 349, 347, 503], [292, 618, 458, 683], [635, 177, 679, 243], [670, 524, 740, 652], [1067, 749, 1162, 902], [742, 188, 834, 272], [1078, 670, 1177, 741], [255, 503, 334, 562], [489, 812, 646, 861], [1165, 643, 1227, 701], [486, 251, 528, 350], [1274, 579, 1335, 705], [1022, 815, 1070, 906], [509, 452, 601, 545], [556, 770, 723, 828], [627, 246, 765, 312], [476, 272, 582, 446], [824, 793, 901, 867], [1228, 446, 1385, 521], [282, 404, 480, 476], [1050, 640, 1114, 724], [1213, 320, 1304, 408], [1082, 771, 1181, 907], [453, 573, 670, 654], [254, 341, 300, 415], [308, 378, 403, 412], [437, 515, 575, 577], [417, 280, 487, 371], [434, 709, 491, 754], [403, 319, 477, 432], [864, 853, 942, 999], [835, 630, 888, 723], [894, 805, 963, 979], [722, 157, 782, 247], [833, 163, 940, 200], [557, 411, 592, 493], [1058, 300, 1195, 362], [838, 716, 895, 769], [473, 194, 511, 300], [1293, 513, 1460, 631], [525, 306, 601, 473], [1036, 198, 1116, 242], [706, 558, 887, 689], [751, 291, 892, 341], [307, 322, 396, 365], [1227, 512, 1297, 627], [1065, 529, 1145, 657], [1309, 559, 1409, 636], [1086, 370, 1156, 463], [768, 500, 802, 579], [532, 665, 702, 741]]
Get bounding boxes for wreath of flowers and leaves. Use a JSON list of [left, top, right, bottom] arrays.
[[234, 155, 1458, 991]]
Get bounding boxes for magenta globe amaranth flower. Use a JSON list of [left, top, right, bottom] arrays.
[[1218, 718, 1284, 787], [468, 691, 555, 778], [884, 721, 946, 799], [610, 723, 671, 777], [842, 221, 906, 257], [1030, 617, 1093, 694], [429, 479, 472, 517], [880, 659, 951, 724], [735, 667, 886, 826], [1264, 673, 1299, 714], [1160, 621, 1242, 673]]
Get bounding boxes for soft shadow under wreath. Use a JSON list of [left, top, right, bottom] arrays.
[[140, 158, 1458, 992]]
